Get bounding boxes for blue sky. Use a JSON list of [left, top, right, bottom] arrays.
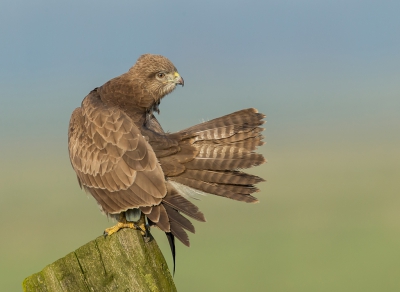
[[1, 0, 399, 148]]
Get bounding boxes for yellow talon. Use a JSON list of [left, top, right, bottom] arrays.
[[137, 223, 147, 236], [103, 213, 150, 240], [104, 215, 136, 236]]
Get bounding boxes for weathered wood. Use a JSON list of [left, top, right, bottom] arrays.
[[22, 228, 176, 292]]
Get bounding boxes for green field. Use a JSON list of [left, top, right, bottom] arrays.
[[1, 138, 399, 291]]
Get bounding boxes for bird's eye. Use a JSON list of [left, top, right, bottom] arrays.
[[156, 72, 165, 79]]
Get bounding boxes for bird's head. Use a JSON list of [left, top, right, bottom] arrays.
[[129, 54, 184, 103]]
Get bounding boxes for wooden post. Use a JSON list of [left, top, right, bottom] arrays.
[[22, 228, 176, 292]]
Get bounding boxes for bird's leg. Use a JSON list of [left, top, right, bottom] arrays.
[[135, 213, 148, 237], [103, 213, 135, 236], [103, 212, 150, 240], [136, 213, 152, 243]]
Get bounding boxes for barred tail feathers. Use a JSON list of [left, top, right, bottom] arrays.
[[170, 108, 266, 204]]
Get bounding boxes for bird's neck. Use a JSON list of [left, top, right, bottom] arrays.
[[98, 73, 161, 125]]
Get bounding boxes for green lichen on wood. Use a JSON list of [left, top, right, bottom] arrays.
[[22, 228, 176, 292]]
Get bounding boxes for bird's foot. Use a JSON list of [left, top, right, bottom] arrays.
[[103, 215, 151, 242], [103, 218, 135, 237], [139, 223, 152, 243]]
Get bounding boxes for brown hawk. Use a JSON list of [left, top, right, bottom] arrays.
[[68, 54, 265, 271]]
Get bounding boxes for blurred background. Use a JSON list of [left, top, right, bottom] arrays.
[[1, 0, 400, 291]]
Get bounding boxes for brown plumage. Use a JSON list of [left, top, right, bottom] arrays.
[[68, 54, 266, 268]]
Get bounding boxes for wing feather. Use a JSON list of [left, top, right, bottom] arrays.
[[68, 90, 167, 214]]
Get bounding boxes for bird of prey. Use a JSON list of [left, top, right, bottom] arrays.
[[68, 54, 265, 271]]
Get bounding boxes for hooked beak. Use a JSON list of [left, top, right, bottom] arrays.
[[174, 72, 184, 87]]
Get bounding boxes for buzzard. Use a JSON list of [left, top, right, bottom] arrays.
[[68, 54, 265, 270]]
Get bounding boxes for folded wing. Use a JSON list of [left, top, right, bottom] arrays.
[[68, 89, 166, 216]]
